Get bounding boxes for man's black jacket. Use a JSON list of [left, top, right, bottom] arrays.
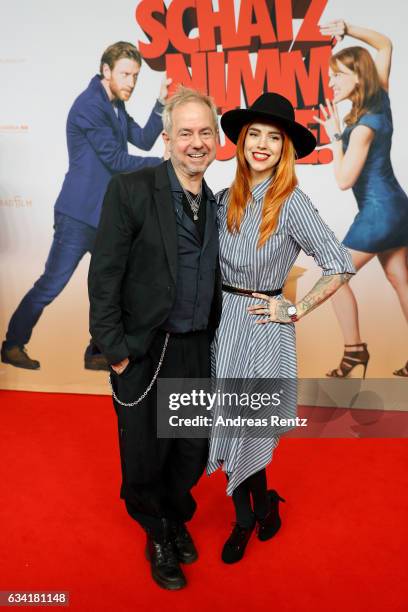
[[88, 161, 221, 365]]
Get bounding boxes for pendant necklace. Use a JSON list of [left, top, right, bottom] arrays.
[[181, 184, 202, 221]]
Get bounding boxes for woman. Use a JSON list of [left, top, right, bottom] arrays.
[[207, 93, 355, 564], [316, 20, 408, 377]]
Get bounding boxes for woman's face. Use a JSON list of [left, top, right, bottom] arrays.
[[329, 60, 359, 102], [244, 122, 283, 183]]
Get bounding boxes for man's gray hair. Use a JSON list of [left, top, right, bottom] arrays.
[[162, 85, 219, 134]]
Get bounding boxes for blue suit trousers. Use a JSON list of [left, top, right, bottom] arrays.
[[5, 212, 97, 354]]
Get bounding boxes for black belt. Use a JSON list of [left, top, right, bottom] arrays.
[[222, 284, 282, 297]]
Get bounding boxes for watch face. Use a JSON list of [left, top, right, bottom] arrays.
[[287, 305, 297, 316]]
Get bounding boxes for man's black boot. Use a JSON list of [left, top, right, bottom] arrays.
[[170, 521, 198, 564], [145, 521, 186, 590], [1, 344, 40, 370]]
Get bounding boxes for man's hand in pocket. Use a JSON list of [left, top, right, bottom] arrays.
[[111, 357, 130, 375]]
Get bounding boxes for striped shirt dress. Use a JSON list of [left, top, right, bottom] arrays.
[[206, 178, 355, 495]]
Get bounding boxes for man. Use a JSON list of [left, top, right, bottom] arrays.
[[88, 86, 221, 590], [1, 41, 169, 371]]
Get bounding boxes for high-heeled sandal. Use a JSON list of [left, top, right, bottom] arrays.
[[393, 361, 408, 377], [326, 343, 370, 379]]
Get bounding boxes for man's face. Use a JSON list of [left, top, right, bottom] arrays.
[[102, 58, 140, 101], [163, 101, 218, 180]]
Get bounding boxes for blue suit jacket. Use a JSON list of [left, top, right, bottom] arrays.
[[54, 75, 163, 228]]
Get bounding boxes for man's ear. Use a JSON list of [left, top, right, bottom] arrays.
[[162, 131, 171, 160], [101, 63, 111, 80]]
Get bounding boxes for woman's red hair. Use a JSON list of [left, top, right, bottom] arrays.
[[330, 46, 382, 125], [227, 123, 298, 247]]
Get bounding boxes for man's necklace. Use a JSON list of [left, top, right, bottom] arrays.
[[181, 184, 202, 221]]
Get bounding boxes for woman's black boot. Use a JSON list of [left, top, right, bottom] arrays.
[[256, 490, 285, 541], [221, 521, 255, 563]]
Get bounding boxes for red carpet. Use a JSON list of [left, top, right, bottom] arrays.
[[1, 390, 407, 611]]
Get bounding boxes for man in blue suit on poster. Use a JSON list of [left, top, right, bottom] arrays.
[[1, 41, 169, 371]]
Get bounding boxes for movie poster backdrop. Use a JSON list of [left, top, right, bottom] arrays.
[[1, 0, 407, 394]]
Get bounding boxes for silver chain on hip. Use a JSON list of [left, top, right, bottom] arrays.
[[108, 332, 170, 407], [181, 184, 202, 221]]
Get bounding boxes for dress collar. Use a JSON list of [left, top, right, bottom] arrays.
[[251, 175, 273, 201]]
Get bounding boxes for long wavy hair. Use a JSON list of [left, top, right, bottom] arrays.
[[227, 122, 298, 248], [330, 46, 382, 126]]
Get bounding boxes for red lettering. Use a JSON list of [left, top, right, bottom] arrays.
[[216, 138, 236, 161], [317, 148, 333, 164], [280, 46, 331, 106], [137, 0, 333, 165], [196, 0, 238, 51], [207, 52, 226, 111], [296, 0, 328, 41], [167, 0, 199, 54], [165, 53, 207, 93], [275, 0, 293, 41], [136, 0, 169, 59], [223, 49, 283, 110], [236, 0, 277, 46]]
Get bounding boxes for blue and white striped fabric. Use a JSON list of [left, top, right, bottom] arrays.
[[207, 178, 355, 495]]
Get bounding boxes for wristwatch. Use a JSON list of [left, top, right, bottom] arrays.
[[332, 132, 342, 142], [287, 304, 298, 322]]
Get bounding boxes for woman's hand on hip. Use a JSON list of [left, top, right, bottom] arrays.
[[247, 293, 293, 324]]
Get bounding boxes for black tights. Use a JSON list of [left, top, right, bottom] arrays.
[[230, 468, 270, 528]]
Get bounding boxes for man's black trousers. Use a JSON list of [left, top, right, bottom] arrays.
[[111, 329, 210, 540]]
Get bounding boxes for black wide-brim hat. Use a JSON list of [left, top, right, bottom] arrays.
[[221, 92, 316, 159]]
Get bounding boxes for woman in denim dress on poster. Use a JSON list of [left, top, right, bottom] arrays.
[[316, 20, 408, 377]]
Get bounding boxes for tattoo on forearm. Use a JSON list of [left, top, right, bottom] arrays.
[[297, 273, 352, 317]]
